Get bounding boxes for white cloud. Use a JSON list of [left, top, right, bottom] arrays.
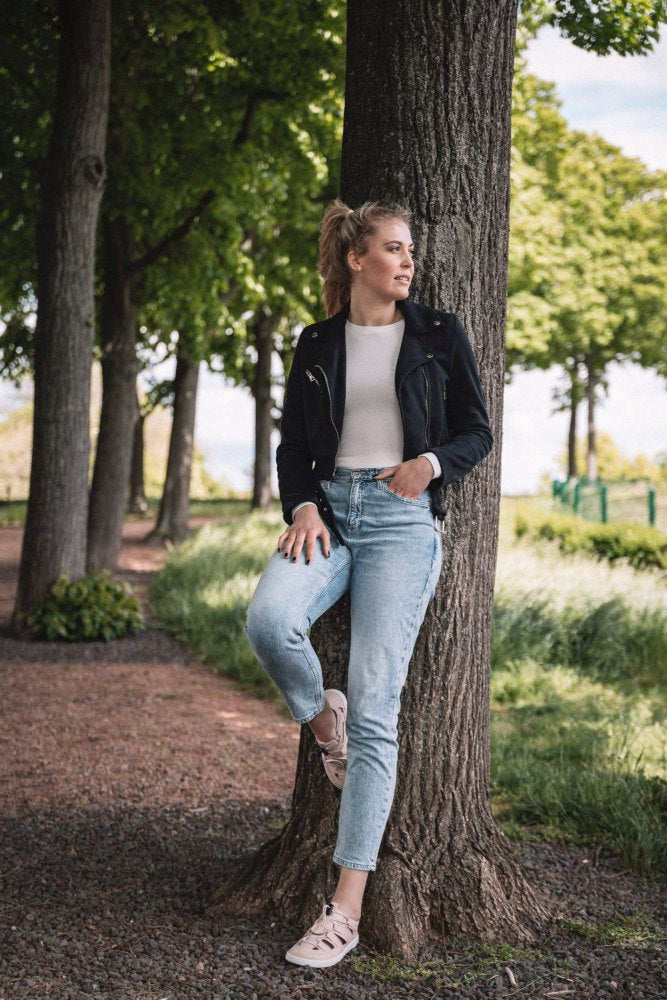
[[525, 26, 667, 93], [524, 26, 667, 170]]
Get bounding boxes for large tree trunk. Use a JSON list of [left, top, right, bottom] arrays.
[[585, 359, 598, 481], [128, 385, 148, 516], [145, 349, 200, 544], [13, 0, 110, 626], [210, 0, 552, 957], [251, 307, 280, 510], [87, 216, 139, 571]]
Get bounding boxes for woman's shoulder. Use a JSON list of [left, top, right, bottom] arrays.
[[403, 300, 462, 334]]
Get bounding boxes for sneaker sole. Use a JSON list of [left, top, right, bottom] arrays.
[[285, 932, 359, 967]]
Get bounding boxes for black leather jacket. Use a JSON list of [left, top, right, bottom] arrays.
[[276, 298, 493, 545]]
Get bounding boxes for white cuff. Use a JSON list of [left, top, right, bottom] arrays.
[[420, 452, 442, 480], [292, 501, 318, 521]]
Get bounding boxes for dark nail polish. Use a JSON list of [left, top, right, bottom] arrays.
[[306, 559, 311, 565], [291, 557, 297, 562]]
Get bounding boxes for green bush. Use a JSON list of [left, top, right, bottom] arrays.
[[25, 570, 144, 641], [515, 507, 667, 571]]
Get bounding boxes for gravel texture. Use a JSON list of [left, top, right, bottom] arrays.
[[0, 524, 665, 999]]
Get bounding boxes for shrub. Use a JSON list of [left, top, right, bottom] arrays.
[[25, 570, 144, 641], [515, 507, 667, 571]]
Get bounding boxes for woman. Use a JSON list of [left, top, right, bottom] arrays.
[[245, 199, 493, 968]]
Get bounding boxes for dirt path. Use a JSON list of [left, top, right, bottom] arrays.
[[0, 520, 299, 810]]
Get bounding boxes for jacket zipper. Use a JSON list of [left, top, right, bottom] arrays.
[[422, 365, 430, 449], [305, 368, 321, 389], [315, 363, 339, 470], [397, 359, 432, 455]]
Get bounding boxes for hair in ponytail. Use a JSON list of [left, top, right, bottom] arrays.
[[317, 198, 412, 316]]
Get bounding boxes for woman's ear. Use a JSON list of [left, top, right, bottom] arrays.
[[347, 248, 361, 272]]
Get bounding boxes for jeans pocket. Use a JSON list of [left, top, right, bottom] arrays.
[[376, 479, 430, 508]]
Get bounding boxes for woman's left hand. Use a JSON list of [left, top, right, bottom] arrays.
[[374, 457, 433, 499]]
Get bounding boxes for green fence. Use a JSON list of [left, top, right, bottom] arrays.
[[552, 477, 665, 528]]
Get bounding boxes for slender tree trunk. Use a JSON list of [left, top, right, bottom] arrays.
[[251, 308, 279, 510], [567, 362, 581, 479], [567, 399, 577, 479], [128, 385, 148, 516], [13, 0, 110, 626], [210, 0, 551, 957], [145, 349, 200, 544], [87, 216, 139, 571], [585, 360, 598, 481]]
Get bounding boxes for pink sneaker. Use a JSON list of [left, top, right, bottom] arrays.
[[315, 689, 347, 790], [285, 901, 360, 967]]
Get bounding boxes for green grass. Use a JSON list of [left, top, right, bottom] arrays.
[[0, 500, 27, 526], [149, 511, 286, 699], [0, 496, 268, 528], [149, 500, 667, 878], [350, 940, 558, 991], [555, 909, 663, 946]]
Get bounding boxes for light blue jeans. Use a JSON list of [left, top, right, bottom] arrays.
[[245, 467, 443, 871]]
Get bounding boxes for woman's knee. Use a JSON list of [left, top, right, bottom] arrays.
[[245, 589, 303, 657]]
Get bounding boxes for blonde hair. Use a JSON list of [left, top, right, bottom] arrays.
[[317, 198, 412, 316]]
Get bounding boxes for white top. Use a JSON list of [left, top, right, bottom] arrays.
[[292, 317, 441, 519], [338, 318, 406, 468]]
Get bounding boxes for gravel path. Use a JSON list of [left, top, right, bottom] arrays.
[[0, 524, 664, 999]]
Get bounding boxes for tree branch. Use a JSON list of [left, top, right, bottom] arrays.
[[234, 88, 290, 147], [128, 189, 215, 276]]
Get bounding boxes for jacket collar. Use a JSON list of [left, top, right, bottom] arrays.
[[312, 297, 441, 342]]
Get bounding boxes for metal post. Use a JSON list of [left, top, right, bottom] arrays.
[[648, 488, 656, 527], [600, 484, 607, 524]]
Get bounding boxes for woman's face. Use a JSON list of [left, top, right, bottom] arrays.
[[348, 218, 414, 303]]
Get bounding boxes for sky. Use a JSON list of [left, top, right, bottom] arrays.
[[1, 24, 665, 495]]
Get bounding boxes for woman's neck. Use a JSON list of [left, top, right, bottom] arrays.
[[347, 299, 403, 327]]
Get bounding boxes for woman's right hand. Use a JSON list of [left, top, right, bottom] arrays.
[[277, 506, 331, 564]]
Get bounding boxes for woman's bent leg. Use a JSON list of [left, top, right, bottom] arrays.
[[245, 536, 352, 724]]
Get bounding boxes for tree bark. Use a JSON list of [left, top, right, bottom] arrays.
[[251, 307, 280, 510], [87, 216, 139, 570], [209, 0, 552, 957], [145, 348, 200, 544], [13, 0, 110, 625], [585, 359, 598, 481], [128, 384, 148, 516]]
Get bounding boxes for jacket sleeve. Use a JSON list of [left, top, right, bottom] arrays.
[[276, 332, 321, 525], [429, 314, 494, 488]]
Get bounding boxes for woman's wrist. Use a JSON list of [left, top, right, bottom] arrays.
[[292, 501, 318, 521], [418, 452, 441, 480]]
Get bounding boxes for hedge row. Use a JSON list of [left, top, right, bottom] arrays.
[[515, 507, 667, 571]]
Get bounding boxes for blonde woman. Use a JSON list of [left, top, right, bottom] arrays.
[[245, 199, 493, 967]]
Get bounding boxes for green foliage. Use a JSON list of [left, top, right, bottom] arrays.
[[560, 432, 667, 486], [515, 506, 667, 569], [549, 0, 665, 56], [25, 570, 144, 641], [519, 0, 667, 56]]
